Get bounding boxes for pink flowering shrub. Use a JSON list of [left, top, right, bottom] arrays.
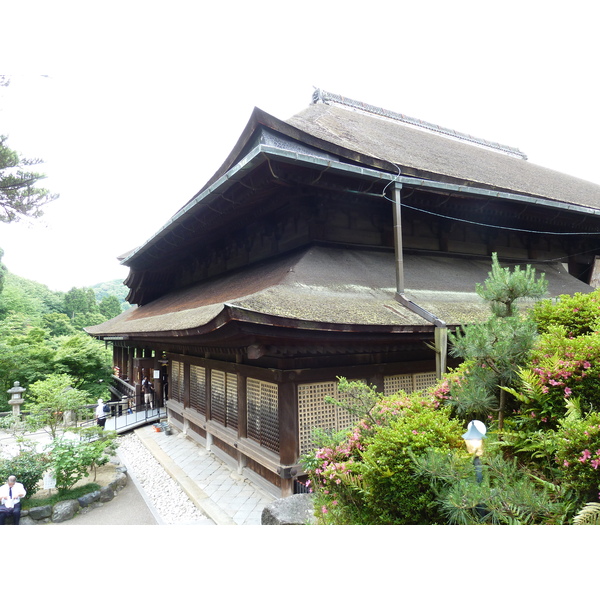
[[553, 412, 600, 501], [512, 327, 600, 428], [304, 388, 464, 524]]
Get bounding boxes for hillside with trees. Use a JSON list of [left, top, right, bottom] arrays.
[[0, 266, 128, 412]]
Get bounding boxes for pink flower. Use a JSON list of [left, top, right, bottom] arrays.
[[579, 449, 592, 463], [592, 459, 600, 470], [321, 506, 328, 514], [563, 460, 570, 467], [564, 387, 572, 397]]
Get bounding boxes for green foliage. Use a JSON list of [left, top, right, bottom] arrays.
[[0, 448, 49, 499], [304, 382, 464, 525], [356, 402, 464, 524], [476, 253, 548, 317], [532, 289, 600, 337], [26, 374, 92, 439], [49, 430, 117, 492], [0, 247, 6, 295], [0, 272, 65, 320], [551, 412, 600, 503], [447, 254, 547, 427], [98, 295, 122, 320], [91, 279, 131, 311], [41, 312, 76, 337], [573, 502, 600, 525], [413, 446, 563, 524], [53, 333, 112, 389], [502, 327, 600, 429], [0, 134, 59, 223], [24, 482, 100, 509]]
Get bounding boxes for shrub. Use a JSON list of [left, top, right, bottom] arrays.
[[504, 327, 600, 429], [532, 289, 600, 337], [356, 401, 464, 524], [49, 430, 117, 492], [552, 412, 600, 503], [304, 388, 464, 525]]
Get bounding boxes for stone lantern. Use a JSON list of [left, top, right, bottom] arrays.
[[7, 381, 26, 418]]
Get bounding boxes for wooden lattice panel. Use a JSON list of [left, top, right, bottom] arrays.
[[260, 380, 279, 453], [415, 372, 438, 390], [298, 380, 369, 456], [170, 361, 185, 403], [247, 378, 261, 442], [211, 370, 226, 426], [189, 365, 206, 415], [226, 372, 238, 430], [383, 374, 414, 396], [246, 378, 279, 453]]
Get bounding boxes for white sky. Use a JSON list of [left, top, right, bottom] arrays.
[[1, 1, 599, 292]]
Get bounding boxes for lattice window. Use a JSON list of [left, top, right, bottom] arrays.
[[298, 380, 364, 456], [383, 372, 437, 396], [190, 365, 206, 415], [170, 361, 185, 403], [211, 370, 227, 426], [246, 378, 279, 453], [226, 372, 238, 430]]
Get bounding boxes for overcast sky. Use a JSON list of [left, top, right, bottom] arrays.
[[1, 1, 598, 292]]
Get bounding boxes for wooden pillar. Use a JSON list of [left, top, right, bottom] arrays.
[[278, 380, 297, 466]]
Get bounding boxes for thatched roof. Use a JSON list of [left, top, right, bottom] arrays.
[[286, 100, 600, 211], [87, 246, 591, 338]]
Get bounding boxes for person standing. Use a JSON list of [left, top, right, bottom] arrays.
[[96, 398, 107, 428], [0, 476, 26, 525], [142, 376, 154, 409]]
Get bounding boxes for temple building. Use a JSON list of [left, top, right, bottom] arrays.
[[86, 90, 599, 496]]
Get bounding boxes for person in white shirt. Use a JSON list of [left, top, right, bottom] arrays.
[[0, 476, 26, 525], [96, 398, 107, 428]]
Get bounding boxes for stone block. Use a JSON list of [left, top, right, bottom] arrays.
[[261, 494, 317, 525], [28, 505, 53, 520], [98, 486, 115, 503], [78, 490, 101, 507], [52, 500, 80, 523]]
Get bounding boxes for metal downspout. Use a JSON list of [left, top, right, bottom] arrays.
[[391, 183, 448, 378]]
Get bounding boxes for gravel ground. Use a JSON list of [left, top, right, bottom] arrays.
[[117, 432, 209, 525]]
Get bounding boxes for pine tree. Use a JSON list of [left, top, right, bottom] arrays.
[[448, 253, 548, 428]]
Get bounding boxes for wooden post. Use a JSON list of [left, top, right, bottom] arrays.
[[392, 182, 404, 294]]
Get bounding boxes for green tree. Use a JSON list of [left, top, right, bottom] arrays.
[[26, 374, 91, 439], [98, 295, 122, 320], [53, 333, 112, 397], [64, 287, 97, 319], [41, 312, 76, 337], [0, 135, 59, 223], [447, 253, 547, 429]]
